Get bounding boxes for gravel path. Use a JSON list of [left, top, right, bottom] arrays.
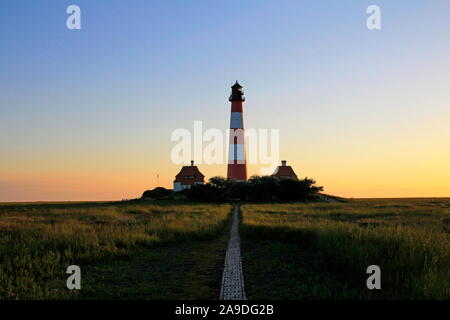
[[219, 204, 246, 300]]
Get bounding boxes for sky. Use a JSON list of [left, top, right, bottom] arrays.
[[1, 0, 449, 201]]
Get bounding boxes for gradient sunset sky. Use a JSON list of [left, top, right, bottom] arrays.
[[1, 0, 449, 201]]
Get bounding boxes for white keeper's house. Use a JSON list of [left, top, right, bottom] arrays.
[[173, 161, 205, 192]]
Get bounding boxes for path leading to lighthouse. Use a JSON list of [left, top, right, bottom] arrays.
[[220, 204, 246, 300]]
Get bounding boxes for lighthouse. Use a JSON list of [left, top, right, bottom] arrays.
[[227, 81, 248, 181]]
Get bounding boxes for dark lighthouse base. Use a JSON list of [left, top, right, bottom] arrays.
[[227, 163, 247, 182]]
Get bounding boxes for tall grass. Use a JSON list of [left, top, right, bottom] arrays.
[[0, 201, 231, 299], [241, 199, 450, 299]]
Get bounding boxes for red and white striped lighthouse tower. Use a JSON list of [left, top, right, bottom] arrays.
[[227, 81, 247, 181]]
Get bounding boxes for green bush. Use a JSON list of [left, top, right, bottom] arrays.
[[142, 187, 173, 200], [186, 176, 323, 202]]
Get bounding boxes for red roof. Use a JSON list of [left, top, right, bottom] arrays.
[[272, 166, 298, 179], [174, 166, 205, 185]]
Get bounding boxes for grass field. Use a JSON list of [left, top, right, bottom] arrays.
[[0, 201, 232, 299], [1, 198, 448, 300], [241, 198, 450, 300]]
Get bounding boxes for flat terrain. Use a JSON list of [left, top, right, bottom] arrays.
[[0, 201, 232, 299], [241, 198, 450, 299], [1, 198, 448, 300]]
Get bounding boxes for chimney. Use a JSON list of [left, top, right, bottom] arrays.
[[281, 160, 287, 167], [191, 160, 194, 166]]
